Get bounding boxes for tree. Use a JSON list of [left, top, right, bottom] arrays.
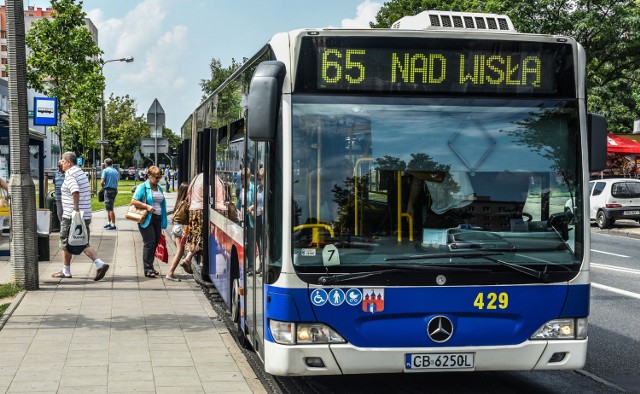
[[199, 57, 245, 128], [371, 0, 640, 133], [103, 94, 149, 167], [25, 0, 104, 149]]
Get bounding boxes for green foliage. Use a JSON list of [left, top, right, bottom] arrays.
[[199, 57, 245, 128], [371, 0, 640, 133], [0, 283, 22, 299], [103, 94, 149, 167], [26, 0, 104, 146]]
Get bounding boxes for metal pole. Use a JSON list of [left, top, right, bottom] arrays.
[[6, 0, 39, 289], [100, 87, 105, 165], [99, 56, 134, 166], [154, 102, 158, 166]]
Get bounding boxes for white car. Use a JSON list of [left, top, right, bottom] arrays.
[[589, 178, 640, 229]]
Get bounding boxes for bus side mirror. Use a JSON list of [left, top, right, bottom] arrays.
[[247, 61, 286, 142], [588, 113, 607, 172]]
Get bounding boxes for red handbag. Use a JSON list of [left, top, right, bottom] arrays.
[[155, 234, 169, 263]]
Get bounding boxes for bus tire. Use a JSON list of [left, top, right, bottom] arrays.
[[231, 278, 240, 323]]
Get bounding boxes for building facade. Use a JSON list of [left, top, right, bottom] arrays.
[[0, 5, 99, 171]]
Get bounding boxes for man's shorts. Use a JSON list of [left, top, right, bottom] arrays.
[[104, 188, 118, 211], [60, 217, 91, 249]]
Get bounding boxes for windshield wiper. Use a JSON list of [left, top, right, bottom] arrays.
[[385, 251, 506, 261], [317, 264, 488, 285], [384, 251, 549, 283], [477, 255, 549, 283]]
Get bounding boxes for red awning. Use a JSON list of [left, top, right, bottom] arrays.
[[607, 133, 640, 154]]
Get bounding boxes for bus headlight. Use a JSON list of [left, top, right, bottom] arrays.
[[530, 318, 588, 340], [297, 323, 346, 344], [269, 320, 346, 345]]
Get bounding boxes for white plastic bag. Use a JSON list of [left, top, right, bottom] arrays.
[[67, 210, 88, 255]]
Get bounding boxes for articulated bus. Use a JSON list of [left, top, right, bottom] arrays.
[[180, 11, 607, 376]]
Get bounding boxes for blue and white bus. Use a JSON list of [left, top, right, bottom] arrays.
[[181, 10, 607, 376]]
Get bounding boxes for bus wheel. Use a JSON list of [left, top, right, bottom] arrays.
[[231, 278, 240, 323]]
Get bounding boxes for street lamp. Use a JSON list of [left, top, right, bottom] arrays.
[[99, 56, 134, 165]]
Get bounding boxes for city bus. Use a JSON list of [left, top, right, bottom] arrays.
[[180, 10, 607, 376]]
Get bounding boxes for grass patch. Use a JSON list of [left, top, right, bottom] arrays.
[[90, 180, 174, 211], [90, 180, 143, 212], [0, 283, 22, 299], [90, 189, 136, 212], [0, 283, 22, 315]]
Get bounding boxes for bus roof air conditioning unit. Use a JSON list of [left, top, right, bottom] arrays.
[[391, 11, 516, 32]]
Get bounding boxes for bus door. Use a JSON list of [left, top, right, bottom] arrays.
[[243, 139, 267, 356]]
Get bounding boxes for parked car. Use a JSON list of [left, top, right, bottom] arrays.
[[122, 166, 136, 180], [588, 178, 640, 229]]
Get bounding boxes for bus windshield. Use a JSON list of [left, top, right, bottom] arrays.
[[291, 95, 582, 284]]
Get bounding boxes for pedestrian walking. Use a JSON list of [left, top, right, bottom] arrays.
[[180, 172, 204, 275], [101, 158, 119, 230], [51, 151, 110, 280], [165, 182, 190, 281], [131, 166, 167, 278], [54, 160, 65, 224], [164, 166, 173, 192]]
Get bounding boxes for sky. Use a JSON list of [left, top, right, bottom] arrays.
[[21, 0, 383, 134]]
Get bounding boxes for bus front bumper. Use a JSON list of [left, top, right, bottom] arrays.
[[264, 339, 587, 376]]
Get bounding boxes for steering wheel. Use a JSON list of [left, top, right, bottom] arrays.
[[521, 212, 533, 222], [546, 211, 573, 241], [547, 211, 573, 228]]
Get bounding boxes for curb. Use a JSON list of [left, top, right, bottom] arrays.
[[0, 290, 26, 330]]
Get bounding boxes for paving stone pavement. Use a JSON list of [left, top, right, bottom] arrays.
[[0, 192, 266, 394]]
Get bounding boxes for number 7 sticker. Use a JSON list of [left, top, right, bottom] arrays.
[[322, 244, 340, 266]]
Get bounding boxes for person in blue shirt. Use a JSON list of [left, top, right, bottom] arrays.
[[101, 158, 120, 230], [54, 160, 65, 224]]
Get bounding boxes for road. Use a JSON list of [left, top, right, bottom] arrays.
[[587, 225, 640, 392]]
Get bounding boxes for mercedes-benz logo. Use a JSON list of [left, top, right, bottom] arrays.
[[427, 316, 454, 343]]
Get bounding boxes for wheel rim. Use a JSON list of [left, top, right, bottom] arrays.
[[597, 212, 605, 227], [231, 279, 240, 322]]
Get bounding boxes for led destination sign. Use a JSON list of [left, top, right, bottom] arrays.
[[296, 37, 575, 96]]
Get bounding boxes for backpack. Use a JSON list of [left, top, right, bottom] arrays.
[[173, 198, 190, 225]]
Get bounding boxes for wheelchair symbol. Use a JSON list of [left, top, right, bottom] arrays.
[[310, 289, 328, 306]]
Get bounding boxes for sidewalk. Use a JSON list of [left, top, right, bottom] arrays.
[[0, 191, 266, 393]]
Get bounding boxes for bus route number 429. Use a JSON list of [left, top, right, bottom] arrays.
[[405, 353, 475, 371]]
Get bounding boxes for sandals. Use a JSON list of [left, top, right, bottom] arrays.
[[145, 271, 157, 278]]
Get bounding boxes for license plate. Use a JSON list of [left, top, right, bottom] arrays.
[[405, 353, 474, 371], [623, 210, 640, 215]]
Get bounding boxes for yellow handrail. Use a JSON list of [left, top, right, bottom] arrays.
[[354, 157, 373, 236], [293, 223, 335, 245], [397, 171, 413, 242]]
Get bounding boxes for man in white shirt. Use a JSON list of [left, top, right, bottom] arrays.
[[52, 151, 110, 281]]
